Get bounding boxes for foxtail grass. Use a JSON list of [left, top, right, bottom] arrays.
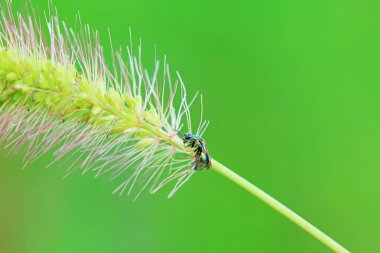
[[0, 1, 349, 252]]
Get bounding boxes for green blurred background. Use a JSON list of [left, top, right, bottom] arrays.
[[1, 0, 379, 252]]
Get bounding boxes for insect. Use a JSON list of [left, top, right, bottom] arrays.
[[177, 131, 212, 171]]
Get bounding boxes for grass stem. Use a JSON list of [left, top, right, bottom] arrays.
[[211, 160, 349, 253]]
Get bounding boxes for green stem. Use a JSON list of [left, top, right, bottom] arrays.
[[211, 160, 349, 253], [146, 124, 349, 252]]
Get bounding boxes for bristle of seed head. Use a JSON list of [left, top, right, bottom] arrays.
[[0, 1, 209, 198]]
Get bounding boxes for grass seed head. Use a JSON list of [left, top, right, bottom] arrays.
[[0, 1, 210, 198]]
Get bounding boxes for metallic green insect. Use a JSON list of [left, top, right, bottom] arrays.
[[177, 131, 211, 171]]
